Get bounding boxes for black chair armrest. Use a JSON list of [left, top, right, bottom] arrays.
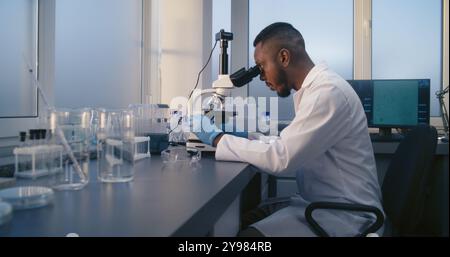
[[305, 201, 384, 237]]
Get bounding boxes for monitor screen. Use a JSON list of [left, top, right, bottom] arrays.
[[347, 79, 430, 128]]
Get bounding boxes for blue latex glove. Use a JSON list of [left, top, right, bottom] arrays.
[[221, 117, 248, 139], [191, 115, 223, 145]]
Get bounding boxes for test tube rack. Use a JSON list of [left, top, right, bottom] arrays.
[[13, 144, 63, 179]]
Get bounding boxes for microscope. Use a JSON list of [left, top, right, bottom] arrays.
[[186, 30, 261, 151]]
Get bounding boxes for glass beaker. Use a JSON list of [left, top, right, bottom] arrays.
[[47, 108, 91, 190], [97, 109, 135, 183]]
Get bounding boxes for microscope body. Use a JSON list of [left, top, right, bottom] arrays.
[[186, 30, 261, 152], [186, 75, 233, 152]]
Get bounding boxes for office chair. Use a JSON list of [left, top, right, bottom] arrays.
[[305, 124, 438, 237]]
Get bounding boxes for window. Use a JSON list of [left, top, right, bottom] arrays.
[[54, 0, 143, 109], [248, 0, 354, 120], [1, 0, 145, 139], [0, 0, 38, 117], [372, 0, 442, 116]]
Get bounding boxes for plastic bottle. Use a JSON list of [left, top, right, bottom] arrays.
[[29, 130, 36, 146], [19, 132, 27, 147]]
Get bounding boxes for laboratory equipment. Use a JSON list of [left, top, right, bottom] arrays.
[[14, 142, 63, 179], [47, 108, 91, 190], [13, 129, 63, 180], [97, 109, 135, 183], [161, 145, 201, 168], [347, 79, 430, 140], [0, 201, 12, 226], [186, 30, 261, 151], [200, 30, 261, 113], [129, 104, 171, 154], [88, 108, 101, 147], [25, 60, 88, 190], [0, 186, 54, 210], [19, 131, 27, 146], [132, 136, 151, 160], [128, 103, 170, 134], [168, 110, 190, 145], [128, 104, 169, 157], [188, 30, 261, 114], [436, 85, 449, 139]]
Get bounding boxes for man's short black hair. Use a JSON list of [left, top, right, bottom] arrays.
[[253, 22, 305, 49]]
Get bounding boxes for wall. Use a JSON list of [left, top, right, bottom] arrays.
[[444, 0, 449, 124]]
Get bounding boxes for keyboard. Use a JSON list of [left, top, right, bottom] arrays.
[[370, 133, 405, 142]]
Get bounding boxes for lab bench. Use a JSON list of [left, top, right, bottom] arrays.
[[0, 155, 257, 237]]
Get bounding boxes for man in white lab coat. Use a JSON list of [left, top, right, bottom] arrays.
[[194, 22, 384, 236]]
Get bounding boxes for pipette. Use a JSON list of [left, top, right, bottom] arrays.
[[25, 57, 88, 184]]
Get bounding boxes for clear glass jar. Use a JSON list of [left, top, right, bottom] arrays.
[[97, 109, 135, 183], [47, 108, 91, 190]]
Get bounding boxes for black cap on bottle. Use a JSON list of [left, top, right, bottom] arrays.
[[19, 131, 27, 142], [29, 130, 36, 140], [40, 129, 47, 140]]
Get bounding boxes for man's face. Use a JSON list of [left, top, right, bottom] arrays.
[[254, 42, 291, 98]]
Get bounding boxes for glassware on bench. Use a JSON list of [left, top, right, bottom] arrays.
[[97, 109, 135, 183], [47, 108, 91, 190]]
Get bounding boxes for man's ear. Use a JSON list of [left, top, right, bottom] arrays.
[[278, 48, 290, 68]]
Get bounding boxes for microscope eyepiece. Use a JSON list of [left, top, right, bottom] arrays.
[[230, 65, 261, 88]]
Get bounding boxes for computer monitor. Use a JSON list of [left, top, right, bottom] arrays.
[[347, 79, 430, 136]]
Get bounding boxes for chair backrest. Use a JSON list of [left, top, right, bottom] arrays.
[[381, 124, 438, 236]]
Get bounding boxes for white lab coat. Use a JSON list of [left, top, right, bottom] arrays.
[[215, 63, 384, 236]]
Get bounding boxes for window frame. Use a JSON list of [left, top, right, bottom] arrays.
[[0, 0, 154, 140], [232, 0, 448, 121], [0, 0, 42, 139], [442, 0, 449, 124]]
